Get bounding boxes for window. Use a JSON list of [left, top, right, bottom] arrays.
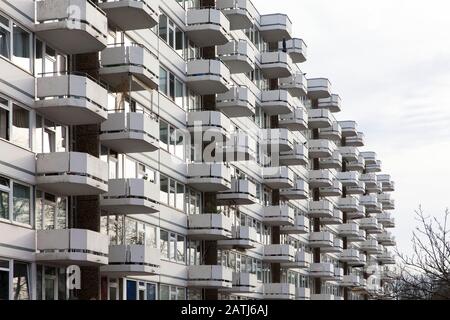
[[159, 284, 185, 300], [159, 121, 186, 160], [11, 104, 30, 149], [35, 116, 67, 153], [159, 67, 185, 109], [160, 229, 185, 263], [12, 23, 31, 71], [36, 265, 66, 300], [158, 13, 186, 59], [159, 67, 167, 95], [12, 262, 30, 300], [0, 97, 9, 140], [35, 191, 67, 230], [13, 183, 30, 224], [159, 174, 185, 211], [0, 259, 9, 300], [0, 15, 11, 59], [0, 176, 9, 220], [126, 280, 156, 301]]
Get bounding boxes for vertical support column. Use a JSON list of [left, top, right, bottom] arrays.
[[70, 52, 101, 300], [341, 136, 349, 300], [311, 98, 322, 295]]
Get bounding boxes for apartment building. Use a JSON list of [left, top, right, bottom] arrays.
[[0, 0, 396, 300]]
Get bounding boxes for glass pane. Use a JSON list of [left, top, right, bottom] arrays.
[[126, 280, 137, 300], [58, 268, 66, 300], [13, 262, 29, 300], [0, 270, 9, 300], [109, 287, 117, 300], [44, 201, 55, 230], [177, 235, 185, 263], [160, 230, 169, 259], [0, 189, 8, 220], [0, 103, 9, 141], [175, 130, 184, 159], [175, 79, 183, 108], [176, 183, 184, 211], [169, 179, 175, 207], [159, 284, 169, 300], [177, 287, 186, 300], [159, 67, 167, 95], [13, 183, 30, 224], [160, 176, 168, 205], [0, 24, 10, 59], [125, 219, 137, 244], [158, 14, 167, 42], [56, 198, 66, 229], [12, 24, 30, 70], [159, 121, 168, 151], [124, 157, 136, 178], [12, 104, 29, 149], [146, 283, 156, 300], [169, 233, 176, 261]]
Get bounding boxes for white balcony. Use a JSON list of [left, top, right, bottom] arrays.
[[187, 163, 231, 192], [219, 132, 256, 162], [100, 245, 160, 276], [319, 151, 342, 170], [309, 169, 333, 188], [35, 73, 108, 125], [319, 122, 342, 141], [186, 8, 230, 47], [339, 147, 359, 162], [346, 205, 366, 219], [320, 180, 343, 197], [279, 107, 308, 131], [217, 178, 256, 205], [99, 0, 159, 30], [188, 214, 233, 240], [307, 78, 332, 100], [216, 86, 255, 117], [187, 59, 231, 95], [100, 44, 159, 91], [377, 252, 396, 265], [229, 272, 257, 293], [311, 294, 335, 300], [338, 222, 360, 237], [263, 283, 296, 300], [100, 178, 159, 214], [360, 151, 378, 165], [281, 215, 310, 234], [378, 174, 395, 192], [348, 229, 366, 242], [261, 128, 294, 152], [360, 173, 378, 188], [263, 205, 295, 226], [339, 120, 358, 137], [260, 51, 293, 78], [318, 94, 341, 113], [336, 171, 360, 187], [322, 238, 344, 254], [263, 166, 294, 189], [340, 274, 360, 287], [346, 132, 365, 147], [360, 239, 382, 254], [377, 232, 396, 246], [217, 226, 258, 249], [218, 40, 255, 73], [308, 109, 333, 129], [217, 0, 255, 30], [263, 244, 296, 263], [378, 213, 395, 228], [360, 194, 380, 208], [334, 267, 344, 281], [347, 156, 366, 172], [296, 287, 311, 300], [280, 38, 307, 63], [100, 112, 159, 153], [359, 217, 379, 230], [281, 250, 312, 269], [309, 263, 335, 280], [279, 144, 308, 166], [350, 254, 367, 267], [260, 14, 292, 42], [35, 0, 108, 54], [366, 160, 382, 173], [309, 139, 336, 159], [308, 199, 334, 219], [346, 181, 366, 195], [309, 232, 334, 248], [36, 152, 108, 196], [187, 111, 230, 140], [367, 182, 383, 194], [339, 249, 361, 264], [188, 265, 233, 289], [279, 72, 307, 97], [261, 89, 294, 115], [322, 209, 343, 225], [36, 229, 109, 266], [378, 193, 395, 210], [280, 179, 308, 200]]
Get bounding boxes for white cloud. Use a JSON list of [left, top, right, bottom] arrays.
[[253, 0, 450, 255]]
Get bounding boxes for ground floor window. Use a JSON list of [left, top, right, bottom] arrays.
[[126, 279, 157, 301], [0, 259, 31, 300], [159, 284, 186, 300], [36, 265, 66, 300], [0, 259, 9, 300]]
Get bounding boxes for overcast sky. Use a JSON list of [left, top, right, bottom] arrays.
[[253, 0, 450, 255]]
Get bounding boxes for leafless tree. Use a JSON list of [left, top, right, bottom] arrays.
[[393, 207, 450, 300]]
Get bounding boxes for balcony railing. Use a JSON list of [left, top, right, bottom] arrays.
[[280, 38, 307, 63], [187, 214, 233, 240], [187, 163, 231, 192], [188, 265, 233, 289], [218, 40, 255, 73], [187, 59, 231, 95], [216, 0, 256, 30], [99, 0, 159, 31], [260, 51, 293, 78], [216, 86, 256, 117], [186, 8, 230, 47], [307, 78, 332, 99], [259, 13, 293, 42]]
